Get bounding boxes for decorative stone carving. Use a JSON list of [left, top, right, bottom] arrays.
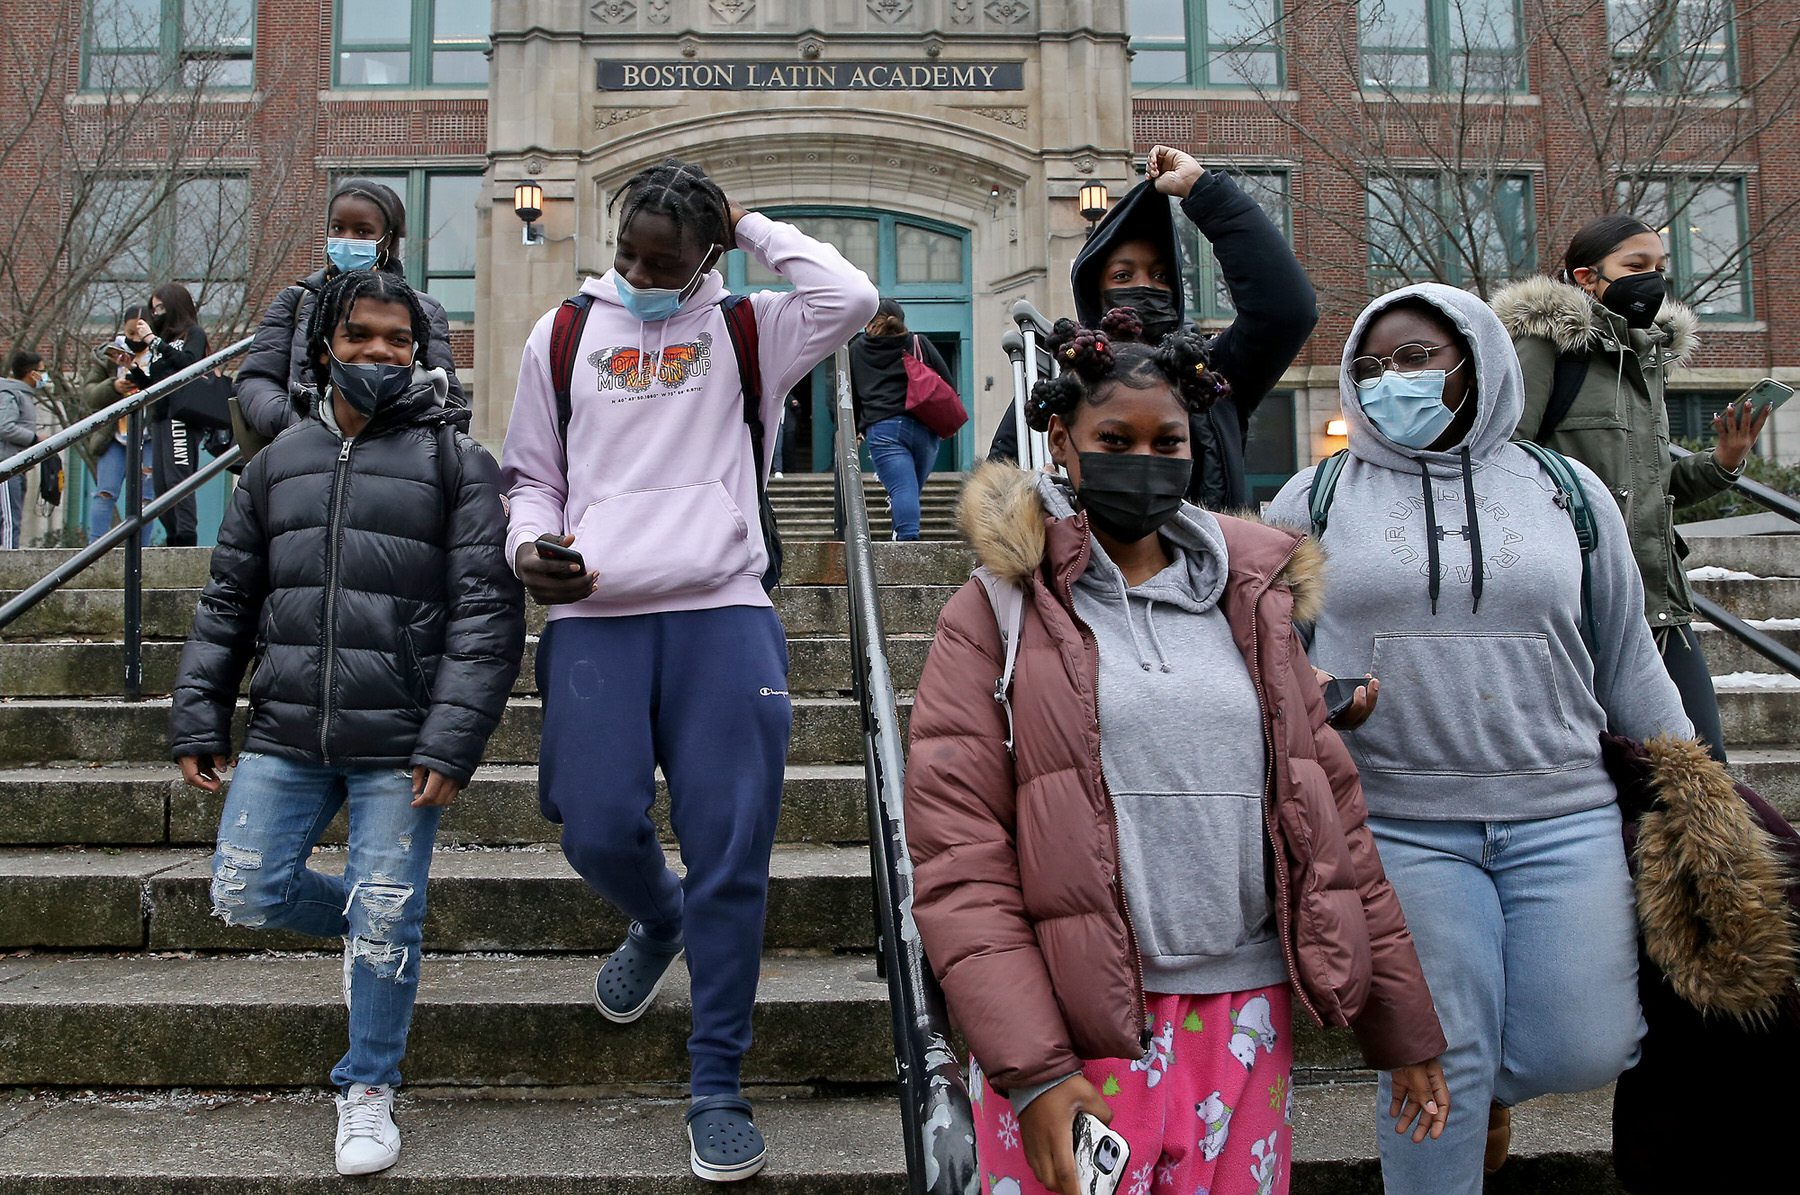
[[710, 0, 755, 24], [963, 106, 1029, 129], [950, 0, 975, 23], [800, 37, 824, 60], [648, 0, 670, 23], [591, 0, 637, 24], [525, 156, 546, 174], [1073, 154, 1096, 174], [868, 0, 912, 22], [924, 37, 943, 58], [984, 0, 1029, 23], [680, 39, 699, 58], [593, 106, 654, 129]]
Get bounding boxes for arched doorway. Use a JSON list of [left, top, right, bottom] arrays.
[[724, 207, 973, 473]]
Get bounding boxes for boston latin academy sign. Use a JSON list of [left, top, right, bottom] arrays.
[[597, 60, 1025, 91]]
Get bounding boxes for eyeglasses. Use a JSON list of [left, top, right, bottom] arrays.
[[1350, 343, 1462, 388]]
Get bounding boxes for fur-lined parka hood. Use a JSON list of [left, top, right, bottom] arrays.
[[957, 459, 1324, 624], [1492, 274, 1699, 366]]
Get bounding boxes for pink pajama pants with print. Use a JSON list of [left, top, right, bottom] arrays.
[[971, 987, 1294, 1195]]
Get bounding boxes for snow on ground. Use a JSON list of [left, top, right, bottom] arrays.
[[1711, 671, 1800, 691], [1687, 566, 1767, 581]]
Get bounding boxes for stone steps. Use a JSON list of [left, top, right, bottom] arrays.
[[1691, 622, 1800, 677], [0, 763, 868, 848], [0, 1082, 1622, 1193], [0, 843, 875, 954]]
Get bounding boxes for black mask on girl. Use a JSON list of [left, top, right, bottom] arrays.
[[1098, 286, 1184, 343], [1075, 452, 1193, 543], [1597, 269, 1666, 330], [124, 337, 149, 352]]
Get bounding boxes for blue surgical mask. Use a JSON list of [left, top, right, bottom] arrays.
[[1357, 370, 1458, 450], [328, 351, 413, 417], [326, 236, 381, 274], [614, 253, 715, 323]]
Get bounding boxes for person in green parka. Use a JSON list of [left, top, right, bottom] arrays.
[[1493, 214, 1770, 761]]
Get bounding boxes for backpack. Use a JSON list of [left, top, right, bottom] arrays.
[[901, 335, 968, 438], [548, 291, 783, 591], [973, 565, 1026, 755], [1307, 442, 1600, 649], [1534, 351, 1592, 442]]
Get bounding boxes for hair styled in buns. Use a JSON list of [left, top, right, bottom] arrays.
[[1024, 311, 1230, 433]]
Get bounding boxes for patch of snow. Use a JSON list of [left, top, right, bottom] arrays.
[[1687, 566, 1765, 581], [1712, 671, 1800, 691]]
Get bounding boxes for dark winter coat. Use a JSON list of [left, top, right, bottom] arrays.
[[846, 331, 954, 436], [235, 268, 463, 440], [168, 372, 524, 785], [904, 462, 1445, 1094], [988, 173, 1318, 509], [1604, 733, 1800, 1191]]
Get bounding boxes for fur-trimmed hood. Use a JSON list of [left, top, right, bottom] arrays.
[[956, 459, 1325, 625], [1621, 734, 1800, 1023], [1492, 275, 1700, 367]]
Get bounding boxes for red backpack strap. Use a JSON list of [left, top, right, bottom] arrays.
[[721, 294, 762, 424], [548, 292, 596, 454]]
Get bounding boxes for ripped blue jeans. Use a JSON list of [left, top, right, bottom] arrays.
[[210, 751, 443, 1089]]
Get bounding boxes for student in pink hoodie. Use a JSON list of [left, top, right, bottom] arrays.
[[500, 158, 877, 1182]]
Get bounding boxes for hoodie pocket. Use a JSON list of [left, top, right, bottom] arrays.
[[571, 481, 753, 602], [1113, 791, 1275, 963], [1347, 631, 1591, 776]]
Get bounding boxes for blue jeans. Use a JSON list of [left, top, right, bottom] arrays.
[[1369, 805, 1643, 1195], [864, 415, 939, 541], [210, 752, 444, 1090], [86, 440, 153, 547]]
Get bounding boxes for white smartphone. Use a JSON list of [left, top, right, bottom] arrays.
[[1072, 1112, 1131, 1195], [1734, 377, 1795, 415]]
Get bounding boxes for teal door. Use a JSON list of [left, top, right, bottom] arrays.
[[726, 208, 974, 473]]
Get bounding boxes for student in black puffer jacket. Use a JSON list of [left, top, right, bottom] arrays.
[[168, 269, 523, 1178]]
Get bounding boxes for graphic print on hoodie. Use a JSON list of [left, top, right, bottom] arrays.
[[1266, 283, 1691, 823], [500, 212, 877, 619]]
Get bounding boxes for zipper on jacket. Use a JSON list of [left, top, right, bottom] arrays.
[[1245, 539, 1325, 1029], [1057, 561, 1152, 1048], [318, 436, 355, 762]]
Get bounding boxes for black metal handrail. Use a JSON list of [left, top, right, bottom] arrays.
[[1668, 444, 1800, 680], [0, 335, 253, 702], [832, 348, 978, 1195]]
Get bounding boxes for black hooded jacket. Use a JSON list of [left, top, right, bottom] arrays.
[[235, 268, 465, 440], [169, 374, 525, 785], [989, 173, 1317, 509], [846, 331, 955, 436]]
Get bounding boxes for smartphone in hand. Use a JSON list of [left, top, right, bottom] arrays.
[[1321, 675, 1363, 722], [535, 535, 585, 570], [1073, 1112, 1131, 1195], [1735, 377, 1795, 416]]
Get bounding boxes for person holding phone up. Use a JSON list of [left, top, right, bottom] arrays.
[[1494, 215, 1770, 761]]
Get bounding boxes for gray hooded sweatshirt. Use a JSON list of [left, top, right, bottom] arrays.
[[1266, 283, 1690, 822]]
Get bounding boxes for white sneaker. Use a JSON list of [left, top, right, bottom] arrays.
[[335, 1083, 400, 1176]]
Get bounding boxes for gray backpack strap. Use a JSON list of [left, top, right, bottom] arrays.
[[972, 565, 1025, 755]]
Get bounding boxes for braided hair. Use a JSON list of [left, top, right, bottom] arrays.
[[304, 269, 431, 390], [611, 158, 731, 254], [329, 178, 408, 271], [1024, 315, 1230, 432]]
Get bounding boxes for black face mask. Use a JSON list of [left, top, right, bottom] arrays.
[[123, 336, 149, 353], [328, 353, 413, 417], [1596, 269, 1666, 330], [1075, 452, 1193, 543], [1099, 285, 1184, 343], [148, 311, 169, 337]]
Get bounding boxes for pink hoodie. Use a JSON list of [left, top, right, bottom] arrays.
[[501, 212, 878, 618]]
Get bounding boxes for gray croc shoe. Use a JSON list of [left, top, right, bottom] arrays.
[[686, 1094, 766, 1183], [592, 922, 682, 1024]]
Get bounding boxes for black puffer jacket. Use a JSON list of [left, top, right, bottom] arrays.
[[235, 268, 464, 439], [169, 373, 524, 784]]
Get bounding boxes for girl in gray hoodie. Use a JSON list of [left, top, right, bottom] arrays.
[[1267, 284, 1694, 1195]]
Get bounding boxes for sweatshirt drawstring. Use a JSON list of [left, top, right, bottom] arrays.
[[1461, 447, 1483, 615], [1143, 604, 1174, 674], [1109, 570, 1172, 673], [1420, 464, 1441, 615]]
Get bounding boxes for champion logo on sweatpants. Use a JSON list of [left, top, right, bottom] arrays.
[[759, 687, 788, 697]]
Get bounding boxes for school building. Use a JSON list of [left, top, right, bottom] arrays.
[[15, 1, 1800, 512]]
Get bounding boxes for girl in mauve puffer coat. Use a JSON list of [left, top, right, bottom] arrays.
[[906, 318, 1449, 1195]]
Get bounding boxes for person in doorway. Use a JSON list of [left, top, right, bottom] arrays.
[[126, 284, 208, 546], [169, 269, 523, 1177], [989, 145, 1316, 509], [236, 179, 464, 440], [1265, 284, 1699, 1195], [500, 157, 876, 1181], [910, 319, 1449, 1195], [848, 298, 956, 540], [0, 349, 47, 547], [77, 336, 154, 546], [1493, 215, 1766, 762]]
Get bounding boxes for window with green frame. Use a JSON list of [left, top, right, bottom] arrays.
[[1128, 0, 1284, 89], [1608, 0, 1736, 92], [1173, 169, 1290, 322], [77, 174, 250, 324], [84, 0, 253, 91], [341, 170, 483, 318], [334, 0, 488, 88], [736, 211, 968, 293], [1620, 176, 1752, 320], [1359, 0, 1523, 91], [1367, 171, 1536, 290]]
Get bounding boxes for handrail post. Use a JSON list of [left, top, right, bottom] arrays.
[[123, 405, 145, 702]]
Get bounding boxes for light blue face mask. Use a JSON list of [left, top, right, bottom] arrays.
[[614, 252, 716, 323], [1357, 369, 1459, 450], [326, 236, 381, 274]]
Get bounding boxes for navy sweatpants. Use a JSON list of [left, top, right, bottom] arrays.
[[537, 607, 792, 1096]]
